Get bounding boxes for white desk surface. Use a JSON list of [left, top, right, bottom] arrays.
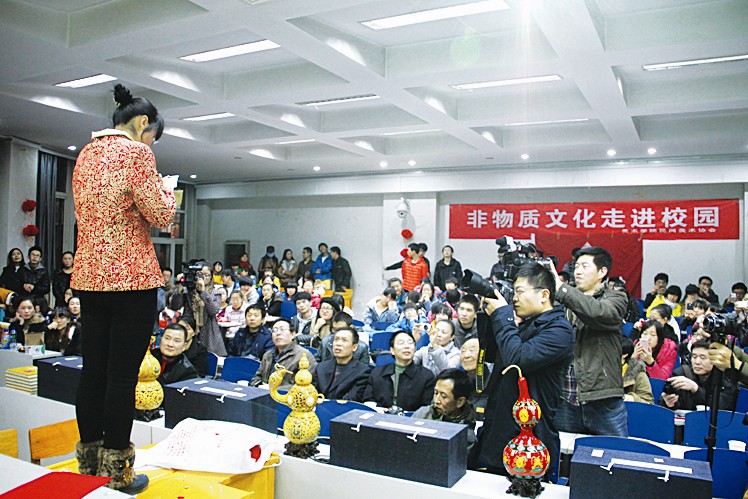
[[0, 454, 129, 498]]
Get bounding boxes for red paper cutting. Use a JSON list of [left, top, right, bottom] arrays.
[[0, 472, 111, 499]]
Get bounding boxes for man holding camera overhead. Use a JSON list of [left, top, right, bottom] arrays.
[[549, 247, 629, 437]]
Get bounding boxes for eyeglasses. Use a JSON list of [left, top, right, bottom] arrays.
[[272, 327, 290, 333], [513, 287, 543, 295], [319, 305, 334, 311]]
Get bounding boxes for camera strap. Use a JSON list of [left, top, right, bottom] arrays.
[[475, 348, 485, 394]]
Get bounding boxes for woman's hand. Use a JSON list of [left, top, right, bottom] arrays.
[[48, 321, 58, 330], [634, 342, 654, 365]]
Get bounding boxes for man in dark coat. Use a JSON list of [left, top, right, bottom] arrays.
[[153, 324, 199, 387], [470, 262, 574, 480], [363, 331, 436, 411], [313, 327, 369, 401], [330, 246, 352, 291], [23, 245, 51, 298], [229, 303, 274, 361]]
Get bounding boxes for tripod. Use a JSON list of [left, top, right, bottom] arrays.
[[704, 367, 723, 468]]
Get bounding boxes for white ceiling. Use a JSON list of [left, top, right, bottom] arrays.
[[0, 0, 746, 183]]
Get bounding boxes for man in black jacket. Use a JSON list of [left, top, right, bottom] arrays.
[[228, 303, 274, 361], [153, 324, 199, 387], [470, 263, 574, 478], [23, 245, 51, 299], [433, 245, 463, 290], [330, 246, 352, 291], [363, 331, 436, 411], [313, 327, 369, 401]]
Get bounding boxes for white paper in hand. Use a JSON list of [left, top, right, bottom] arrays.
[[162, 174, 179, 191], [135, 418, 277, 474]]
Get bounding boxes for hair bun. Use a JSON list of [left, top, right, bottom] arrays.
[[113, 83, 134, 107]]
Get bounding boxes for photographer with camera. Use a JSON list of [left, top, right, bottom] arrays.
[[549, 247, 629, 437], [708, 299, 748, 386], [470, 262, 573, 477]]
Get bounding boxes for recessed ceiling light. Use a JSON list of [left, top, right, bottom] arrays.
[[505, 118, 589, 127], [521, 153, 529, 160], [380, 129, 440, 136], [647, 147, 657, 155], [607, 149, 617, 157], [67, 145, 77, 151], [451, 74, 561, 90], [642, 53, 748, 71], [180, 40, 280, 62], [361, 0, 510, 30], [313, 165, 321, 172], [189, 174, 197, 179], [274, 139, 315, 145], [380, 161, 388, 167], [183, 112, 235, 122], [299, 94, 380, 107], [55, 74, 117, 88], [408, 160, 417, 166], [414, 170, 424, 174]]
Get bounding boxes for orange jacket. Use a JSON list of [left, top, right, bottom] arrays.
[[402, 257, 429, 292], [71, 130, 175, 292]]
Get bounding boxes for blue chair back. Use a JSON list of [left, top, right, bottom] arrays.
[[621, 322, 634, 337], [737, 388, 748, 414], [648, 377, 666, 403], [351, 319, 364, 328], [684, 448, 748, 499], [370, 321, 394, 331], [206, 352, 219, 378], [221, 357, 260, 383], [624, 401, 675, 444], [573, 436, 669, 456], [304, 346, 318, 356], [683, 410, 748, 448], [280, 301, 297, 319], [375, 353, 395, 367], [316, 400, 377, 438], [370, 331, 395, 351], [635, 299, 645, 317]]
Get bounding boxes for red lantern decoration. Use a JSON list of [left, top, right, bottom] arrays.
[[399, 248, 408, 258], [21, 199, 37, 213], [401, 229, 413, 239], [502, 364, 550, 498], [22, 224, 39, 237]]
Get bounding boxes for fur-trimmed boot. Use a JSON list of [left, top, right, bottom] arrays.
[[98, 443, 149, 494], [75, 439, 103, 476]]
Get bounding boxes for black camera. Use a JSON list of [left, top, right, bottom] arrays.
[[702, 312, 748, 346], [460, 270, 514, 302], [179, 260, 204, 290], [662, 381, 677, 395]]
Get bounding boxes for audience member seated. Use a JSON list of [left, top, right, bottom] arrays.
[[660, 341, 737, 411], [258, 270, 281, 291], [252, 318, 317, 390], [238, 252, 256, 281], [621, 337, 654, 404], [444, 289, 461, 317], [67, 295, 81, 322], [680, 297, 707, 330], [427, 302, 454, 327], [363, 331, 436, 411], [153, 324, 199, 387], [634, 319, 677, 380], [642, 272, 669, 309], [229, 303, 274, 361], [417, 281, 438, 315], [609, 277, 641, 323], [7, 296, 46, 347], [413, 368, 476, 451], [363, 287, 400, 326], [216, 290, 248, 343], [453, 295, 480, 348], [292, 291, 318, 345], [238, 276, 260, 305], [277, 249, 298, 288], [697, 275, 719, 305], [642, 303, 680, 342], [313, 327, 370, 401], [177, 315, 208, 377], [308, 297, 340, 348], [45, 306, 80, 355], [315, 312, 369, 364], [677, 318, 709, 367], [460, 338, 490, 417], [413, 319, 461, 375], [387, 277, 407, 311], [260, 283, 283, 319], [211, 261, 224, 285], [385, 303, 428, 338], [646, 285, 683, 318], [723, 281, 747, 310], [280, 281, 297, 302], [301, 281, 321, 309]]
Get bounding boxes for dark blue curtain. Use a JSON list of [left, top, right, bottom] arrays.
[[36, 151, 58, 271]]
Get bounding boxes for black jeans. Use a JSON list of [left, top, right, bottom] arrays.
[[76, 289, 157, 450]]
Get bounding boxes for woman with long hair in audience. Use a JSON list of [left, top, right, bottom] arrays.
[[260, 282, 283, 319], [0, 248, 26, 295], [211, 261, 224, 285], [237, 252, 256, 281], [277, 249, 298, 288], [52, 251, 75, 307], [67, 295, 81, 321], [303, 279, 321, 309], [633, 319, 677, 380], [621, 337, 654, 403], [418, 281, 437, 315], [309, 297, 340, 348], [46, 306, 81, 355], [7, 296, 47, 347], [71, 83, 174, 493]]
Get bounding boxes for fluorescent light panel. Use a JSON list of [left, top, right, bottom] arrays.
[[180, 40, 280, 62], [380, 129, 441, 136], [183, 112, 235, 122], [55, 74, 117, 88], [504, 118, 589, 127], [643, 54, 748, 71], [300, 94, 380, 106], [275, 139, 315, 145], [452, 74, 561, 90], [361, 0, 509, 30]]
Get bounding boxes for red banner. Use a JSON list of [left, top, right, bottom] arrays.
[[449, 199, 739, 240]]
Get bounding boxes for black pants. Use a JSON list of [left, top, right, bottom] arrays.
[[76, 289, 157, 450]]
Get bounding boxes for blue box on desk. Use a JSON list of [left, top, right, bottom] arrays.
[[570, 445, 712, 499], [329, 409, 467, 487], [163, 378, 277, 432], [35, 355, 82, 405]]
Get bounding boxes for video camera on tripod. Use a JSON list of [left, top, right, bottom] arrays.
[[178, 259, 205, 291], [460, 236, 558, 303]]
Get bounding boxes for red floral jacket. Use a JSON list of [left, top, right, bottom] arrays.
[[71, 130, 176, 292]]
